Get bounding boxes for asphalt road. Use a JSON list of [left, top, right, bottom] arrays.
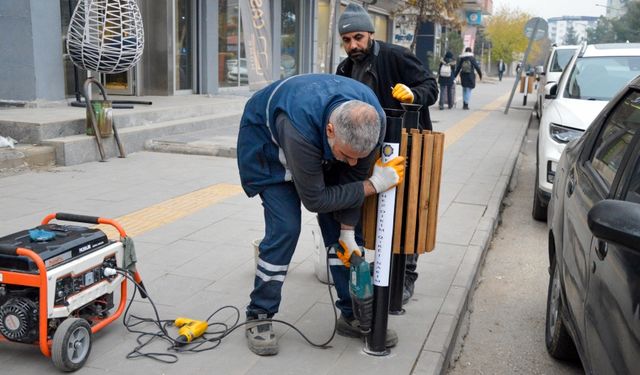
[[446, 114, 584, 374]]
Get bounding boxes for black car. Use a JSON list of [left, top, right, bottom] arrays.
[[546, 75, 640, 374]]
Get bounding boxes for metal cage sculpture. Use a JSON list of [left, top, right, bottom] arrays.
[[67, 0, 144, 74]]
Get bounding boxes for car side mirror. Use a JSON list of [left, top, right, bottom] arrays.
[[535, 65, 544, 75], [544, 82, 558, 99], [588, 200, 640, 251]]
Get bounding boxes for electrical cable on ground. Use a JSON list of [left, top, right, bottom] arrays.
[[114, 256, 339, 363]]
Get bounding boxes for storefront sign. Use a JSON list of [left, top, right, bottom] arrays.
[[466, 11, 482, 26], [239, 0, 273, 89]]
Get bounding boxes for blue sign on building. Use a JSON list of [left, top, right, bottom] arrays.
[[466, 11, 482, 25]]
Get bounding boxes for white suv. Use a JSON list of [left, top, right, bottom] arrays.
[[533, 42, 640, 220], [535, 44, 578, 119]]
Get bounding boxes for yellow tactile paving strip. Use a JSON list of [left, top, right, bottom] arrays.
[[443, 92, 510, 150], [97, 183, 244, 239], [97, 94, 509, 238]]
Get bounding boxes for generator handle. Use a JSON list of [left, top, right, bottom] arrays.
[[0, 244, 17, 255], [42, 213, 128, 238], [53, 212, 100, 224]]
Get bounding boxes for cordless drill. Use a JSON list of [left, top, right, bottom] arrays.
[[348, 253, 374, 333], [174, 317, 208, 345]]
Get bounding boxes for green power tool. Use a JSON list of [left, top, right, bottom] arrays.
[[348, 253, 374, 333]]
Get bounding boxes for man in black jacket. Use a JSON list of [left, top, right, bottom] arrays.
[[335, 2, 438, 306]]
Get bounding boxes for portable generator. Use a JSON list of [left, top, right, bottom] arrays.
[[0, 213, 144, 372]]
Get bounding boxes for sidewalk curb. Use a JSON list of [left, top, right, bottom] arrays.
[[414, 111, 532, 375]]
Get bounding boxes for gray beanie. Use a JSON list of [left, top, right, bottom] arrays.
[[338, 3, 375, 34]]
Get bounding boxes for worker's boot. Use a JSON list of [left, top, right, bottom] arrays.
[[336, 315, 398, 347], [246, 314, 278, 356]]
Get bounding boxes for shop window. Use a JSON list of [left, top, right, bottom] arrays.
[[218, 0, 247, 88]]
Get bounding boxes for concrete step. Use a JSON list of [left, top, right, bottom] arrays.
[[0, 144, 55, 174], [0, 96, 247, 144], [43, 112, 242, 166]]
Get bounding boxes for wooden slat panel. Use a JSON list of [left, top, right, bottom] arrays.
[[416, 132, 434, 253], [362, 195, 377, 250], [362, 149, 380, 250], [392, 129, 409, 254], [403, 129, 423, 254], [427, 132, 445, 252]]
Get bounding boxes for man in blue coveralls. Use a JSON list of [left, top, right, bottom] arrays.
[[237, 74, 405, 356]]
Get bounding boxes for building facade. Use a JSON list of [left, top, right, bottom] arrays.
[[548, 16, 598, 45], [0, 0, 490, 104]]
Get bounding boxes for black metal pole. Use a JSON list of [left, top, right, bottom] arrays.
[[365, 110, 402, 356]]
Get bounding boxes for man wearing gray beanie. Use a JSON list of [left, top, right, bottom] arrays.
[[334, 0, 438, 336]]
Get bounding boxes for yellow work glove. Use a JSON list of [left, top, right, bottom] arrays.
[[368, 156, 406, 193], [391, 83, 414, 103], [337, 229, 361, 268]]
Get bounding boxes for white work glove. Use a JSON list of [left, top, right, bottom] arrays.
[[391, 83, 414, 103], [368, 156, 406, 193], [337, 229, 361, 268]]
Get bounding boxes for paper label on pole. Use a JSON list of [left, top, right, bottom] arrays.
[[373, 142, 399, 287]]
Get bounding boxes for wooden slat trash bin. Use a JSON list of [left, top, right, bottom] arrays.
[[362, 129, 445, 254]]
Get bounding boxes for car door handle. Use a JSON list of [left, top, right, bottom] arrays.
[[567, 169, 576, 197], [595, 239, 608, 261]]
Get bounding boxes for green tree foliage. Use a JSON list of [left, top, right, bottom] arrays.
[[564, 24, 580, 45], [587, 2, 640, 43], [393, 0, 463, 52], [485, 6, 530, 64], [587, 16, 617, 43]]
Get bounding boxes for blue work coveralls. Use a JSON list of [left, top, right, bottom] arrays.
[[236, 74, 385, 319]]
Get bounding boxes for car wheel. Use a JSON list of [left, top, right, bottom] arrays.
[[532, 160, 548, 221], [545, 259, 578, 360]]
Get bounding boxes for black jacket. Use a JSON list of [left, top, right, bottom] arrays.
[[454, 52, 482, 89], [336, 40, 438, 131]]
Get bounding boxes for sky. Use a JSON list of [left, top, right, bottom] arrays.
[[492, 0, 607, 19]]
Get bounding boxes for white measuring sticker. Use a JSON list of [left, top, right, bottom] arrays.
[[373, 142, 399, 287]]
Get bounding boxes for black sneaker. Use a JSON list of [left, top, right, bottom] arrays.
[[402, 281, 415, 305], [336, 315, 398, 347], [246, 315, 278, 356]]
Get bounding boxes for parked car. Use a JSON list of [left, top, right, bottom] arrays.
[[535, 44, 579, 119], [533, 42, 640, 220], [226, 58, 248, 83], [545, 74, 640, 374]]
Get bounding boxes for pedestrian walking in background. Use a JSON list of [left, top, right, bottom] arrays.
[[438, 51, 456, 109], [498, 59, 506, 81], [454, 47, 483, 110], [336, 2, 438, 305], [237, 74, 405, 356]]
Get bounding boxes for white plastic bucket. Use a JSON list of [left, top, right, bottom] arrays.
[[312, 227, 333, 284], [252, 238, 262, 267]]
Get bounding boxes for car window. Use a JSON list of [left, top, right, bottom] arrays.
[[564, 56, 640, 100], [549, 49, 575, 72], [589, 91, 640, 189], [623, 149, 640, 203]]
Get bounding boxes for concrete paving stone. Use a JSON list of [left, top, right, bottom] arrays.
[[436, 181, 464, 216], [171, 241, 256, 282], [143, 273, 215, 307], [420, 243, 467, 267], [423, 312, 456, 355], [452, 245, 484, 291], [441, 167, 473, 184], [0, 341, 55, 374], [439, 285, 468, 318], [412, 261, 458, 299], [454, 181, 497, 206], [469, 229, 491, 249], [435, 203, 486, 246], [138, 238, 212, 268], [184, 216, 264, 246], [205, 257, 258, 294], [412, 350, 446, 375], [135, 222, 211, 245]]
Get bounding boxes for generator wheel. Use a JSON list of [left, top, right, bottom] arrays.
[[52, 318, 92, 372]]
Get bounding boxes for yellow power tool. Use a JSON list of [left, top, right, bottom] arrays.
[[174, 317, 208, 345]]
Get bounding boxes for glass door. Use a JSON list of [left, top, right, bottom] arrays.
[[218, 0, 247, 88], [175, 0, 195, 93]]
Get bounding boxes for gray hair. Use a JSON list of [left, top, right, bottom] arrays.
[[329, 100, 381, 154]]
